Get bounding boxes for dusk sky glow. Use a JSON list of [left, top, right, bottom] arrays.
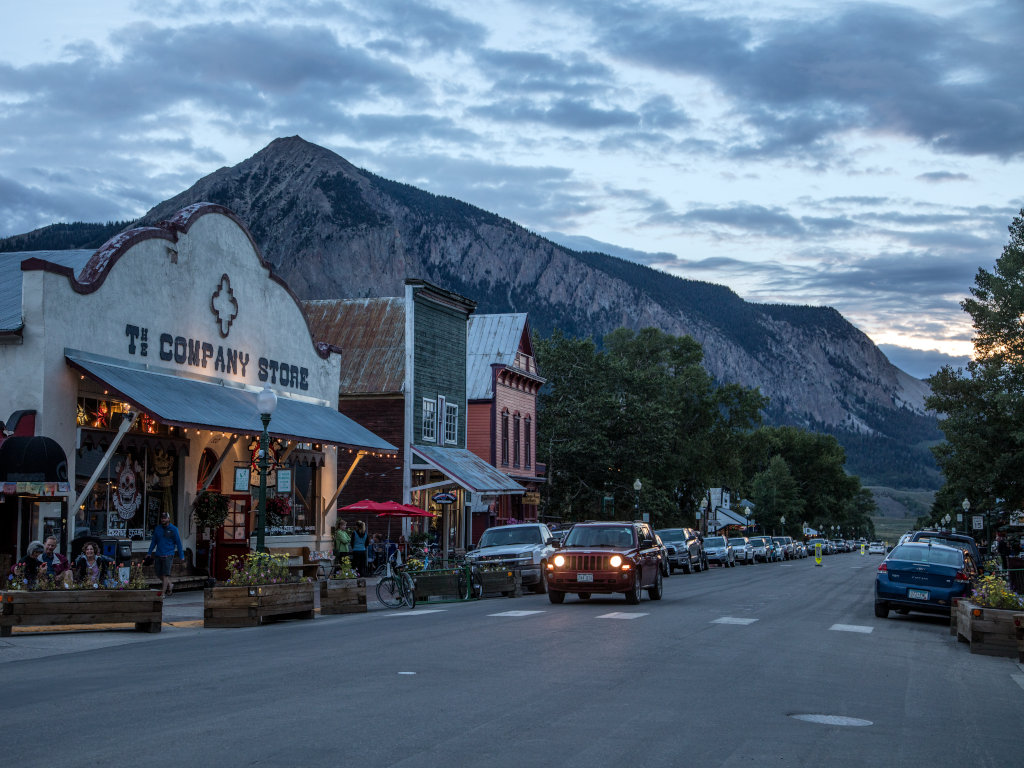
[[2, 0, 1021, 378]]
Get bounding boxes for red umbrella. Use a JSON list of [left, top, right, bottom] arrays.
[[339, 499, 432, 516], [339, 499, 434, 546]]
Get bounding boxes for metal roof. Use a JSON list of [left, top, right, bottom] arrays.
[[304, 297, 406, 395], [411, 445, 525, 495], [65, 350, 396, 452], [466, 313, 531, 400], [0, 250, 94, 332]]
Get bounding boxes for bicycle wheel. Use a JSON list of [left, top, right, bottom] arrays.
[[401, 572, 416, 609], [376, 576, 403, 608]]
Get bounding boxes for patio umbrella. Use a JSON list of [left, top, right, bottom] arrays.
[[339, 499, 433, 541]]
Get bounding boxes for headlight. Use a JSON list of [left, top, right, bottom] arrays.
[[553, 554, 565, 567], [609, 555, 623, 568]]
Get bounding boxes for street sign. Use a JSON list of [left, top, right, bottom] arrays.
[[972, 515, 983, 530]]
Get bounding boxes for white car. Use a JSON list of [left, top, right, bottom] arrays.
[[868, 541, 886, 555], [729, 536, 754, 563]]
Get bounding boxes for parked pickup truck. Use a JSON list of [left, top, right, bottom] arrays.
[[465, 523, 556, 594]]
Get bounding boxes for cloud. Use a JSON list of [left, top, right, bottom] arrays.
[[878, 344, 971, 379], [590, 2, 1024, 159], [917, 171, 970, 183]]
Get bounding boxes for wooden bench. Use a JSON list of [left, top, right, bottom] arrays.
[[141, 549, 209, 591], [266, 547, 322, 580]]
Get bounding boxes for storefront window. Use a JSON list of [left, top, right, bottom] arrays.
[[74, 445, 178, 543], [265, 463, 316, 535]]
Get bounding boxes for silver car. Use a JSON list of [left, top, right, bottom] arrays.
[[729, 536, 754, 564], [703, 536, 735, 567]]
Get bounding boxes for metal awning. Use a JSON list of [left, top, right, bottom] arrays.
[[410, 445, 524, 495], [66, 350, 396, 452]]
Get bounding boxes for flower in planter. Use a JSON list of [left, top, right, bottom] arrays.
[[971, 574, 1024, 610], [265, 495, 292, 527], [331, 556, 358, 579]]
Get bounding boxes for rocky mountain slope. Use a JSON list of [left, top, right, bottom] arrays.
[[1, 136, 941, 488]]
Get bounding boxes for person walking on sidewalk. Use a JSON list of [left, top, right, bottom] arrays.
[[148, 511, 184, 596]]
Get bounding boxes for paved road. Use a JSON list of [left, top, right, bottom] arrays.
[[2, 555, 1022, 767]]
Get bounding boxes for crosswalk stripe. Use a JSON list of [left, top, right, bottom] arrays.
[[830, 623, 873, 633], [383, 609, 447, 616], [489, 610, 546, 617], [713, 617, 758, 625], [596, 612, 648, 619]]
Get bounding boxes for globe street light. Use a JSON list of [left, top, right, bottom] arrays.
[[780, 515, 786, 536], [255, 384, 278, 553], [744, 505, 751, 536], [633, 478, 642, 521]]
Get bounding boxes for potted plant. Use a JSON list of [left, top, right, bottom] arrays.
[[2, 562, 161, 636], [320, 556, 367, 614], [956, 573, 1024, 659], [265, 495, 292, 527], [203, 551, 315, 628]]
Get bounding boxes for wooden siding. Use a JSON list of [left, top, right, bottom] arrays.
[[467, 401, 493, 464], [412, 290, 469, 447]]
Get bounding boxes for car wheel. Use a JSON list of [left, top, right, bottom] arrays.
[[548, 589, 565, 604], [533, 569, 548, 594], [648, 568, 663, 600], [874, 601, 888, 618], [624, 571, 642, 604], [682, 560, 692, 574], [662, 559, 670, 578]]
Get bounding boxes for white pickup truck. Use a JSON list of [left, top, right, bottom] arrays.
[[465, 523, 556, 594]]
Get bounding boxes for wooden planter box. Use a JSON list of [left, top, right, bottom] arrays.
[[320, 578, 367, 614], [478, 569, 522, 598], [204, 582, 315, 628], [0, 589, 163, 636], [956, 600, 1023, 659], [413, 571, 464, 601]]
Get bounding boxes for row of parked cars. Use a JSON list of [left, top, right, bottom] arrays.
[[464, 521, 834, 606]]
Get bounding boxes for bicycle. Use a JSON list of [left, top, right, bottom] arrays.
[[375, 559, 416, 609]]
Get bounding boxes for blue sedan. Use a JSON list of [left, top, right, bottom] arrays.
[[875, 542, 978, 618]]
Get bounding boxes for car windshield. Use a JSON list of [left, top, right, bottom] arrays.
[[889, 544, 964, 567], [704, 537, 726, 546], [566, 526, 635, 548], [656, 529, 685, 542], [750, 538, 767, 545], [772, 538, 785, 544], [477, 527, 542, 547], [728, 538, 747, 546]]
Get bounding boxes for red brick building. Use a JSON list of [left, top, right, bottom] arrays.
[[466, 314, 545, 541]]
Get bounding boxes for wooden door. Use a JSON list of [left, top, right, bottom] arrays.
[[214, 497, 251, 580]]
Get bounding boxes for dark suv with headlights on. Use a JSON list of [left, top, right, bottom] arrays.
[[545, 521, 664, 604]]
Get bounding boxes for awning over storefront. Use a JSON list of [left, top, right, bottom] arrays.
[[66, 350, 396, 452], [410, 445, 524, 495], [709, 506, 751, 531]]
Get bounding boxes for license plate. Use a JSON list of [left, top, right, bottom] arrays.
[[908, 589, 929, 600], [577, 573, 594, 582]]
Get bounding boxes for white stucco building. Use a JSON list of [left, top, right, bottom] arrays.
[[0, 203, 395, 574]]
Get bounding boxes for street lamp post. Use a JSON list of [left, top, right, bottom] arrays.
[[780, 515, 786, 536], [962, 497, 973, 540], [255, 385, 278, 553], [699, 496, 708, 535], [633, 479, 642, 522], [744, 506, 751, 536]]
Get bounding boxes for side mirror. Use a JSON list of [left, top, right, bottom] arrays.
[[551, 540, 562, 549], [545, 537, 555, 546], [641, 538, 655, 549]]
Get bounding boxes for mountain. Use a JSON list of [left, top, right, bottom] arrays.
[[0, 136, 941, 489]]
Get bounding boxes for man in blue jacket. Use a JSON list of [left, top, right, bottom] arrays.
[[148, 511, 184, 596]]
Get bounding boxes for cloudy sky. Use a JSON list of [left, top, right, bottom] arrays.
[[2, 0, 1021, 377]]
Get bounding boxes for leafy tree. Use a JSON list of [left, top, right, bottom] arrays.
[[536, 327, 765, 527], [927, 210, 1024, 515], [749, 455, 805, 536]]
